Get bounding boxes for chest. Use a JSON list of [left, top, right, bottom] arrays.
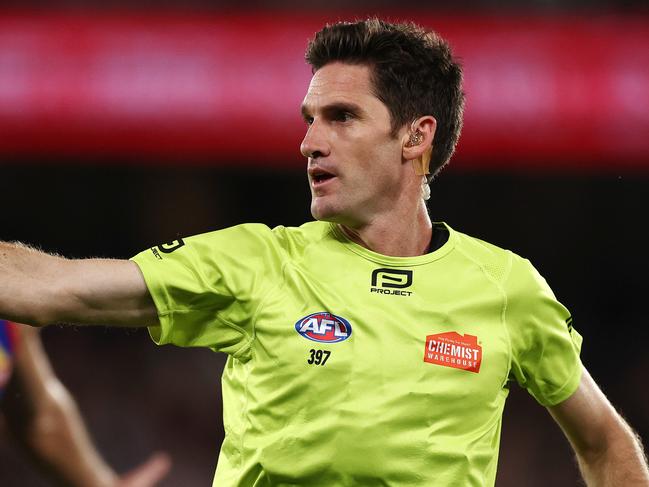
[[245, 261, 511, 425]]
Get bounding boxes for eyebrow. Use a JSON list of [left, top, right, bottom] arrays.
[[300, 101, 363, 120]]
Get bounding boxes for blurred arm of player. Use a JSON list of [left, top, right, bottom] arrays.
[[0, 242, 158, 327], [1, 325, 171, 486], [548, 366, 649, 486]]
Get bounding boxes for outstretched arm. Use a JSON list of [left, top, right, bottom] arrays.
[[548, 366, 649, 486], [2, 325, 171, 486], [0, 241, 158, 327]]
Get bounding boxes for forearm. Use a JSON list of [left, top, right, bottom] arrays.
[[576, 421, 649, 486], [28, 383, 119, 487], [0, 241, 64, 325], [0, 240, 158, 327], [7, 326, 119, 486], [550, 368, 649, 487]]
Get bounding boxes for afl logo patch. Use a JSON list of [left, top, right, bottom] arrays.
[[295, 312, 352, 343]]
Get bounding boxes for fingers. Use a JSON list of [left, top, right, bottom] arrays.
[[117, 452, 172, 487]]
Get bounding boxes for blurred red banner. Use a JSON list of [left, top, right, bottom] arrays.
[[0, 12, 647, 169]]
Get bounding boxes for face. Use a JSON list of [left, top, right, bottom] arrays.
[[300, 62, 406, 227]]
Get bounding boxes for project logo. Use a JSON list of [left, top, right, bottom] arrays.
[[157, 239, 185, 253], [151, 239, 185, 260], [370, 268, 413, 297], [295, 312, 352, 344]]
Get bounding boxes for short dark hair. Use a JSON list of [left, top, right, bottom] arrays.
[[305, 18, 465, 176]]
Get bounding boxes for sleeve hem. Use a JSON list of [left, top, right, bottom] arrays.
[[537, 363, 584, 407], [130, 256, 172, 345]]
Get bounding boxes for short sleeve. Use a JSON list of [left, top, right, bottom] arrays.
[[131, 224, 283, 360], [504, 256, 583, 406]]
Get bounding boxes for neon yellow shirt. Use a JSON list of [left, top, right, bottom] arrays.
[[131, 221, 582, 487]]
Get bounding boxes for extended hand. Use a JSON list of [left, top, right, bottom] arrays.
[[116, 452, 171, 487]]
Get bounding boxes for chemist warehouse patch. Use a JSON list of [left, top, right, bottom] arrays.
[[424, 332, 482, 373]]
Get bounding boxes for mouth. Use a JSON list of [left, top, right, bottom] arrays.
[[310, 168, 337, 187]]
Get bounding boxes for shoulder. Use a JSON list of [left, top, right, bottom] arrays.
[[206, 220, 333, 254], [171, 221, 333, 265], [186, 221, 330, 246], [450, 225, 549, 294], [133, 221, 332, 269], [453, 229, 513, 261], [450, 227, 515, 285], [269, 221, 334, 249]]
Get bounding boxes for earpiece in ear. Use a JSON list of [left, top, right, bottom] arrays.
[[407, 131, 423, 147]]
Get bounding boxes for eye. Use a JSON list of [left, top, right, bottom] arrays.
[[304, 116, 314, 126], [334, 111, 354, 122]]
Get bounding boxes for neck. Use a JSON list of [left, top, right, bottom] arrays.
[[338, 200, 432, 257]]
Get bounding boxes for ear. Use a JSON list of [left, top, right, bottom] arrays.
[[401, 115, 437, 163]]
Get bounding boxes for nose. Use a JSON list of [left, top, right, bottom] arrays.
[[300, 120, 330, 159]]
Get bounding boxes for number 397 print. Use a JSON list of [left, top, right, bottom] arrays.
[[307, 349, 331, 366]]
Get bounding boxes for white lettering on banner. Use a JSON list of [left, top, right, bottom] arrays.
[[333, 321, 347, 337], [424, 332, 482, 373], [319, 318, 335, 335], [299, 318, 319, 334]]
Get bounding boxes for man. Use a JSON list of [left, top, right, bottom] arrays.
[[0, 320, 171, 486], [0, 18, 647, 486]]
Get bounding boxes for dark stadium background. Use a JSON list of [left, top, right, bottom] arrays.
[[0, 2, 648, 486]]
